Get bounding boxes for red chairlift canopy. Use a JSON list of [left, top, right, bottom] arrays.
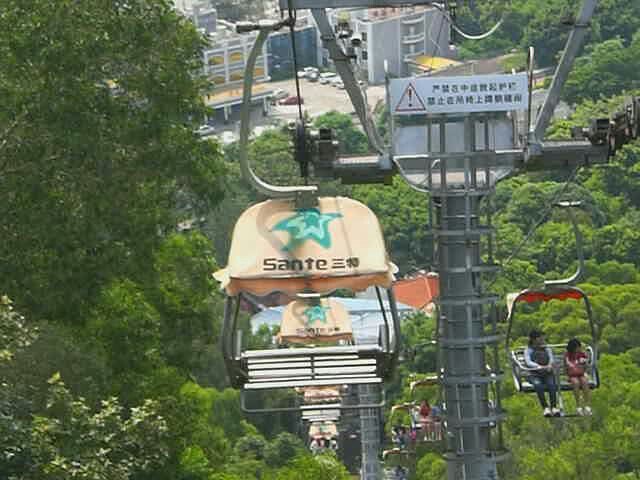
[[516, 289, 583, 304]]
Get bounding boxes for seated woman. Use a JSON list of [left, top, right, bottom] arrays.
[[418, 400, 435, 440], [564, 338, 592, 416], [525, 330, 560, 417]]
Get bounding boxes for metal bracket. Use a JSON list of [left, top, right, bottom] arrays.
[[529, 0, 598, 150]]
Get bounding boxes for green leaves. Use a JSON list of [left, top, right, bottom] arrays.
[[0, 0, 227, 322], [313, 111, 369, 155], [9, 374, 169, 480], [564, 35, 640, 105], [0, 296, 38, 362]]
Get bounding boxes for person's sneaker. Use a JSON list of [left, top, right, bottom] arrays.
[[543, 407, 552, 417], [552, 408, 562, 416], [584, 406, 593, 416], [576, 407, 584, 416]]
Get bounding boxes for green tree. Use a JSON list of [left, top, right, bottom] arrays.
[[264, 432, 306, 468], [27, 374, 169, 480], [266, 453, 351, 480], [0, 0, 226, 323], [314, 111, 369, 155], [563, 36, 640, 105], [152, 232, 225, 386], [353, 177, 430, 273]]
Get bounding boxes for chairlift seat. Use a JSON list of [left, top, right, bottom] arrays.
[[510, 344, 600, 392], [242, 344, 384, 390], [301, 405, 341, 422]]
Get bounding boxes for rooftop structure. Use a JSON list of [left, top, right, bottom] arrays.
[[326, 6, 453, 84]]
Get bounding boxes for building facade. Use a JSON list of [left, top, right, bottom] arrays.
[[267, 16, 322, 81], [327, 7, 452, 85], [202, 22, 272, 123], [203, 22, 269, 89]]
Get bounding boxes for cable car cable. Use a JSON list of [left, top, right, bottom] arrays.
[[435, 1, 507, 41], [286, 0, 309, 183]]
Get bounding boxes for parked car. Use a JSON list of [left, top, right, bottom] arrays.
[[273, 88, 288, 100], [279, 95, 304, 105], [195, 124, 215, 137], [319, 72, 337, 84], [220, 131, 235, 145], [308, 71, 319, 82]]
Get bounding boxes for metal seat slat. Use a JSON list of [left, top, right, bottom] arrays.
[[249, 370, 378, 380], [248, 361, 313, 370], [247, 358, 377, 371], [247, 356, 313, 365], [244, 376, 382, 390], [247, 373, 379, 384], [242, 345, 381, 359]]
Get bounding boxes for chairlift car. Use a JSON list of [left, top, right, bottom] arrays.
[[216, 23, 402, 415], [381, 448, 412, 480], [308, 420, 339, 454], [408, 377, 445, 443], [505, 202, 600, 416], [215, 197, 401, 413]]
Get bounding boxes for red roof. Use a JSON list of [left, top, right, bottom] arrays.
[[393, 273, 439, 312]]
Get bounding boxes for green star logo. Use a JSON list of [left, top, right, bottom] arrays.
[[271, 208, 342, 252], [303, 305, 329, 326]]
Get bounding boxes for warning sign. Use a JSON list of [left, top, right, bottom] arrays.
[[390, 73, 529, 115], [395, 83, 426, 113]]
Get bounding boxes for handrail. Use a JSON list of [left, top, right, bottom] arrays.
[[237, 23, 317, 198], [544, 201, 584, 286]]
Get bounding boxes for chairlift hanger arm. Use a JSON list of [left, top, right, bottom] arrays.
[[310, 9, 384, 155], [237, 22, 317, 198], [544, 204, 584, 287], [529, 0, 599, 149]]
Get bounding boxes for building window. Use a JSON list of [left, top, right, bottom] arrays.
[[362, 50, 368, 60], [362, 32, 367, 42]]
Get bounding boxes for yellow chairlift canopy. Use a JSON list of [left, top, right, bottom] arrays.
[[300, 386, 342, 403], [214, 197, 397, 296], [309, 421, 338, 439], [278, 298, 352, 344]]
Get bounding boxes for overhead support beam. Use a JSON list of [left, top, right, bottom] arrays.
[[280, 0, 436, 9], [530, 0, 599, 149], [311, 9, 385, 155]]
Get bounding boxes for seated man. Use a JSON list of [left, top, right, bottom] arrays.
[[525, 329, 560, 417]]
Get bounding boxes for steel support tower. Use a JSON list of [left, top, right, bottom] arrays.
[[358, 384, 382, 480], [434, 119, 505, 480]]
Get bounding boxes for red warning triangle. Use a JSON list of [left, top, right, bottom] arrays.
[[395, 83, 426, 112]]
